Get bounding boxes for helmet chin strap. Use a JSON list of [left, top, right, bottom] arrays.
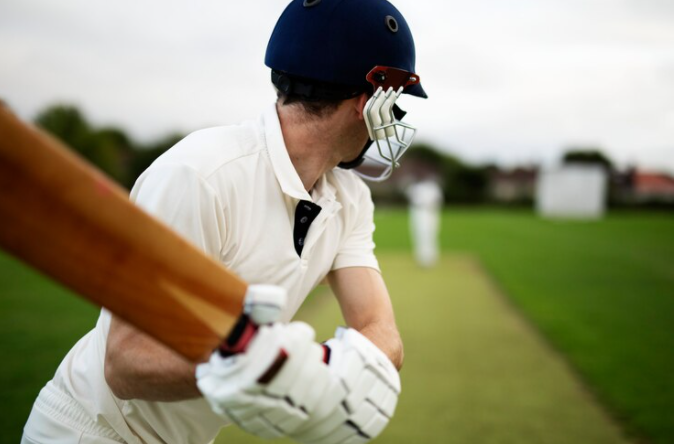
[[338, 102, 408, 171], [338, 139, 372, 170]]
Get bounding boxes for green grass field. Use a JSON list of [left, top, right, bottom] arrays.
[[218, 254, 632, 444], [373, 209, 674, 444], [0, 250, 99, 442], [0, 209, 672, 444]]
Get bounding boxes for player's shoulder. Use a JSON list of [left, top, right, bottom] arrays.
[[150, 119, 265, 178]]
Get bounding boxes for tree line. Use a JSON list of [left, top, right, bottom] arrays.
[[34, 104, 640, 207], [34, 104, 184, 189]]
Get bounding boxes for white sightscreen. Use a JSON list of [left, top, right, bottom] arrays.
[[536, 165, 607, 219]]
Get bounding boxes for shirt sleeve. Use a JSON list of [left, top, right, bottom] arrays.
[[331, 180, 380, 272], [129, 164, 226, 260]]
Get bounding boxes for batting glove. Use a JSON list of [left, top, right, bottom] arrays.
[[196, 285, 347, 439], [288, 328, 401, 444]]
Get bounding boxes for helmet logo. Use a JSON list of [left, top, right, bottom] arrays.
[[303, 0, 321, 7], [385, 15, 399, 33]]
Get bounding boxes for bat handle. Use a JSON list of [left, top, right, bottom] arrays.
[[321, 343, 331, 364], [217, 285, 290, 381], [218, 314, 258, 357], [217, 314, 290, 385], [219, 284, 287, 357]]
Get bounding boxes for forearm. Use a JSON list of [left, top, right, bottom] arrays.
[[104, 316, 201, 401], [329, 267, 404, 370], [357, 320, 404, 370]]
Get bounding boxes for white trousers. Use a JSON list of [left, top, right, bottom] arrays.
[[22, 383, 124, 444]]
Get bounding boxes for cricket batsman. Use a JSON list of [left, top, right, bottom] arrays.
[[21, 0, 427, 442]]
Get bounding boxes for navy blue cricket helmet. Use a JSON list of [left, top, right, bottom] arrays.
[[265, 0, 427, 100]]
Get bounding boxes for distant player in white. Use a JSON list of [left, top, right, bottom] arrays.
[[407, 180, 443, 268], [22, 1, 428, 443]]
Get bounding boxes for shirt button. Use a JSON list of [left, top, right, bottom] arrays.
[[300, 216, 308, 223], [298, 237, 304, 246]]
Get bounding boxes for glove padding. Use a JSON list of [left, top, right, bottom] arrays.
[[198, 322, 336, 438], [289, 328, 401, 444]]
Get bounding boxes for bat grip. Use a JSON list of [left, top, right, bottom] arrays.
[[218, 314, 258, 357], [217, 313, 291, 384], [321, 343, 331, 364]]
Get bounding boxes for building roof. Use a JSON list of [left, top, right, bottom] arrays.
[[633, 172, 674, 195]]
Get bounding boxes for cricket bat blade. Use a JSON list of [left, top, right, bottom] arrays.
[[0, 104, 247, 362]]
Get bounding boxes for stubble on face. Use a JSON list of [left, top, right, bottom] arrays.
[[339, 117, 370, 164]]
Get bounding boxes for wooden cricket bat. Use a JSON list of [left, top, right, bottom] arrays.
[[0, 103, 247, 362]]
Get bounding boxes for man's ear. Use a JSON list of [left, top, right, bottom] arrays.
[[355, 93, 369, 120]]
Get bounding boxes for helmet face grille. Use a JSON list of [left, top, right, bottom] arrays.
[[303, 0, 321, 7]]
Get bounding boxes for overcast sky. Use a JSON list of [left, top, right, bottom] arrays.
[[1, 0, 673, 172]]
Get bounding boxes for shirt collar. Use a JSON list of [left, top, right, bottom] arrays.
[[263, 103, 312, 201], [312, 172, 337, 204]]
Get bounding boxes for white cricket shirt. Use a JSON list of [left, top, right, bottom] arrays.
[[45, 103, 380, 444]]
